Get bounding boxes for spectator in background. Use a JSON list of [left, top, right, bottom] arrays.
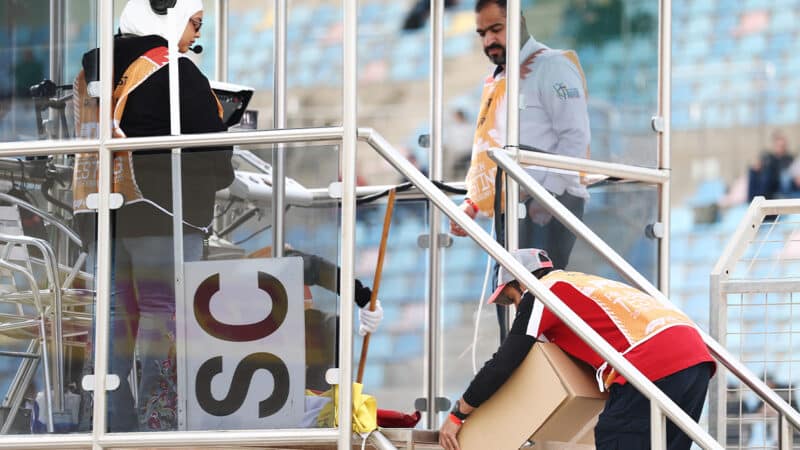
[[449, 0, 590, 341], [402, 0, 460, 31], [14, 49, 44, 97], [781, 156, 800, 197], [748, 130, 793, 201], [443, 108, 474, 180]]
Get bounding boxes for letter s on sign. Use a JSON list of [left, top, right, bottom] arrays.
[[195, 353, 290, 417]]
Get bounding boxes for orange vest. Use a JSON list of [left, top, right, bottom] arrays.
[[72, 47, 223, 216], [541, 271, 697, 389], [465, 49, 589, 216]]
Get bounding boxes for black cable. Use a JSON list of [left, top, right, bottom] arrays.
[[355, 182, 414, 205], [214, 199, 236, 218], [354, 180, 467, 205], [233, 223, 273, 246], [432, 180, 467, 195], [41, 178, 73, 214]]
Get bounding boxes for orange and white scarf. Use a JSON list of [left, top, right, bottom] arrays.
[[464, 48, 588, 216]]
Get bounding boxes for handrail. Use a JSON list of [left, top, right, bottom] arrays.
[[488, 150, 800, 436], [0, 193, 82, 248], [514, 148, 670, 184], [363, 130, 723, 449]]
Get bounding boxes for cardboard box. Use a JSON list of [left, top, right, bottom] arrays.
[[458, 343, 608, 450]]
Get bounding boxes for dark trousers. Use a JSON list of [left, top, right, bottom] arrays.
[[594, 362, 714, 450], [494, 192, 585, 341]]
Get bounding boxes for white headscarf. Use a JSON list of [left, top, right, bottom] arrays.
[[119, 0, 203, 43]]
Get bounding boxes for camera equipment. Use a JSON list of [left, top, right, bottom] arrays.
[[29, 79, 73, 140]]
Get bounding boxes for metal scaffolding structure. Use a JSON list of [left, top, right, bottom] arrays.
[[8, 0, 797, 449]]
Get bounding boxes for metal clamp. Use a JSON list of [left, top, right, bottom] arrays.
[[417, 233, 453, 249], [414, 397, 451, 413], [81, 374, 120, 392], [651, 116, 665, 133], [86, 193, 124, 210]]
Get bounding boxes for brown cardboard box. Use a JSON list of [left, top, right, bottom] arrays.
[[458, 343, 608, 450]]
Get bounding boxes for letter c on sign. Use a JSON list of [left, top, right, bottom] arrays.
[[194, 271, 288, 342], [195, 353, 290, 417]]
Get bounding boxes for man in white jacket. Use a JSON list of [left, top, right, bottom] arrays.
[[450, 0, 591, 339]]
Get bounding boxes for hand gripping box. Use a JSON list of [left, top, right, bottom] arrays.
[[458, 343, 608, 450]]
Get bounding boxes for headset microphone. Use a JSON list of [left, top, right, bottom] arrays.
[[189, 45, 203, 54]]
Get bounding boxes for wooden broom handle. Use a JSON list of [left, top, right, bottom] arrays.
[[357, 188, 396, 383]]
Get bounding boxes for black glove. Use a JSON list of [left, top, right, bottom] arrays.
[[354, 279, 372, 308]]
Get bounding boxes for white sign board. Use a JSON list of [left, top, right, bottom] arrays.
[[180, 257, 305, 430]]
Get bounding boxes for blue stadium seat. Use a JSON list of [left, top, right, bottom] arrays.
[[738, 35, 767, 56], [289, 4, 314, 28], [393, 333, 423, 359], [444, 34, 474, 58], [687, 179, 726, 207]]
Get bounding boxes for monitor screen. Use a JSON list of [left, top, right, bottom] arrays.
[[209, 81, 254, 129]]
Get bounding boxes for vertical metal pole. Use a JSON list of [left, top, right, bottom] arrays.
[[339, 0, 358, 447], [212, 0, 228, 237], [49, 0, 66, 138], [48, 0, 65, 85], [504, 0, 521, 334], [779, 414, 792, 449], [215, 0, 228, 82], [651, 400, 667, 450], [92, 0, 114, 441], [272, 0, 287, 258], [167, 8, 187, 430], [708, 274, 726, 442], [657, 0, 672, 294], [424, 0, 444, 429]]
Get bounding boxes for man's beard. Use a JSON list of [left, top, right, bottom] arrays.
[[484, 44, 506, 66]]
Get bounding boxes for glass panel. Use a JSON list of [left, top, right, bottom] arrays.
[[0, 1, 99, 143], [447, 0, 659, 186], [0, 153, 94, 434], [568, 182, 659, 284], [441, 210, 500, 410], [440, 182, 659, 410], [97, 143, 341, 432], [354, 199, 428, 414], [520, 0, 659, 168]]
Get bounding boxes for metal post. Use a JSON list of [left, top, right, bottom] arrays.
[[339, 0, 358, 447], [657, 0, 672, 294], [424, 0, 444, 429], [49, 0, 66, 138], [651, 400, 666, 450], [272, 0, 287, 258], [779, 414, 792, 449], [91, 0, 114, 440], [504, 0, 522, 334], [214, 0, 228, 82], [708, 273, 726, 443], [48, 0, 65, 85], [504, 0, 521, 255], [167, 7, 187, 430]]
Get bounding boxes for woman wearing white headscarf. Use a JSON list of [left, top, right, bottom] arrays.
[[77, 0, 234, 432]]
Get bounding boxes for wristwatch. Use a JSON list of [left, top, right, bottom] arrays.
[[450, 399, 469, 421]]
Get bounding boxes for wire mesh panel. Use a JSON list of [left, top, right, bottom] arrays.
[[712, 200, 800, 449]]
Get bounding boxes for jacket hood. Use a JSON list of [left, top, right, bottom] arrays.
[[113, 34, 167, 83]]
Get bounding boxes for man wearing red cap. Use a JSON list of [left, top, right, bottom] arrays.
[[439, 248, 715, 450]]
